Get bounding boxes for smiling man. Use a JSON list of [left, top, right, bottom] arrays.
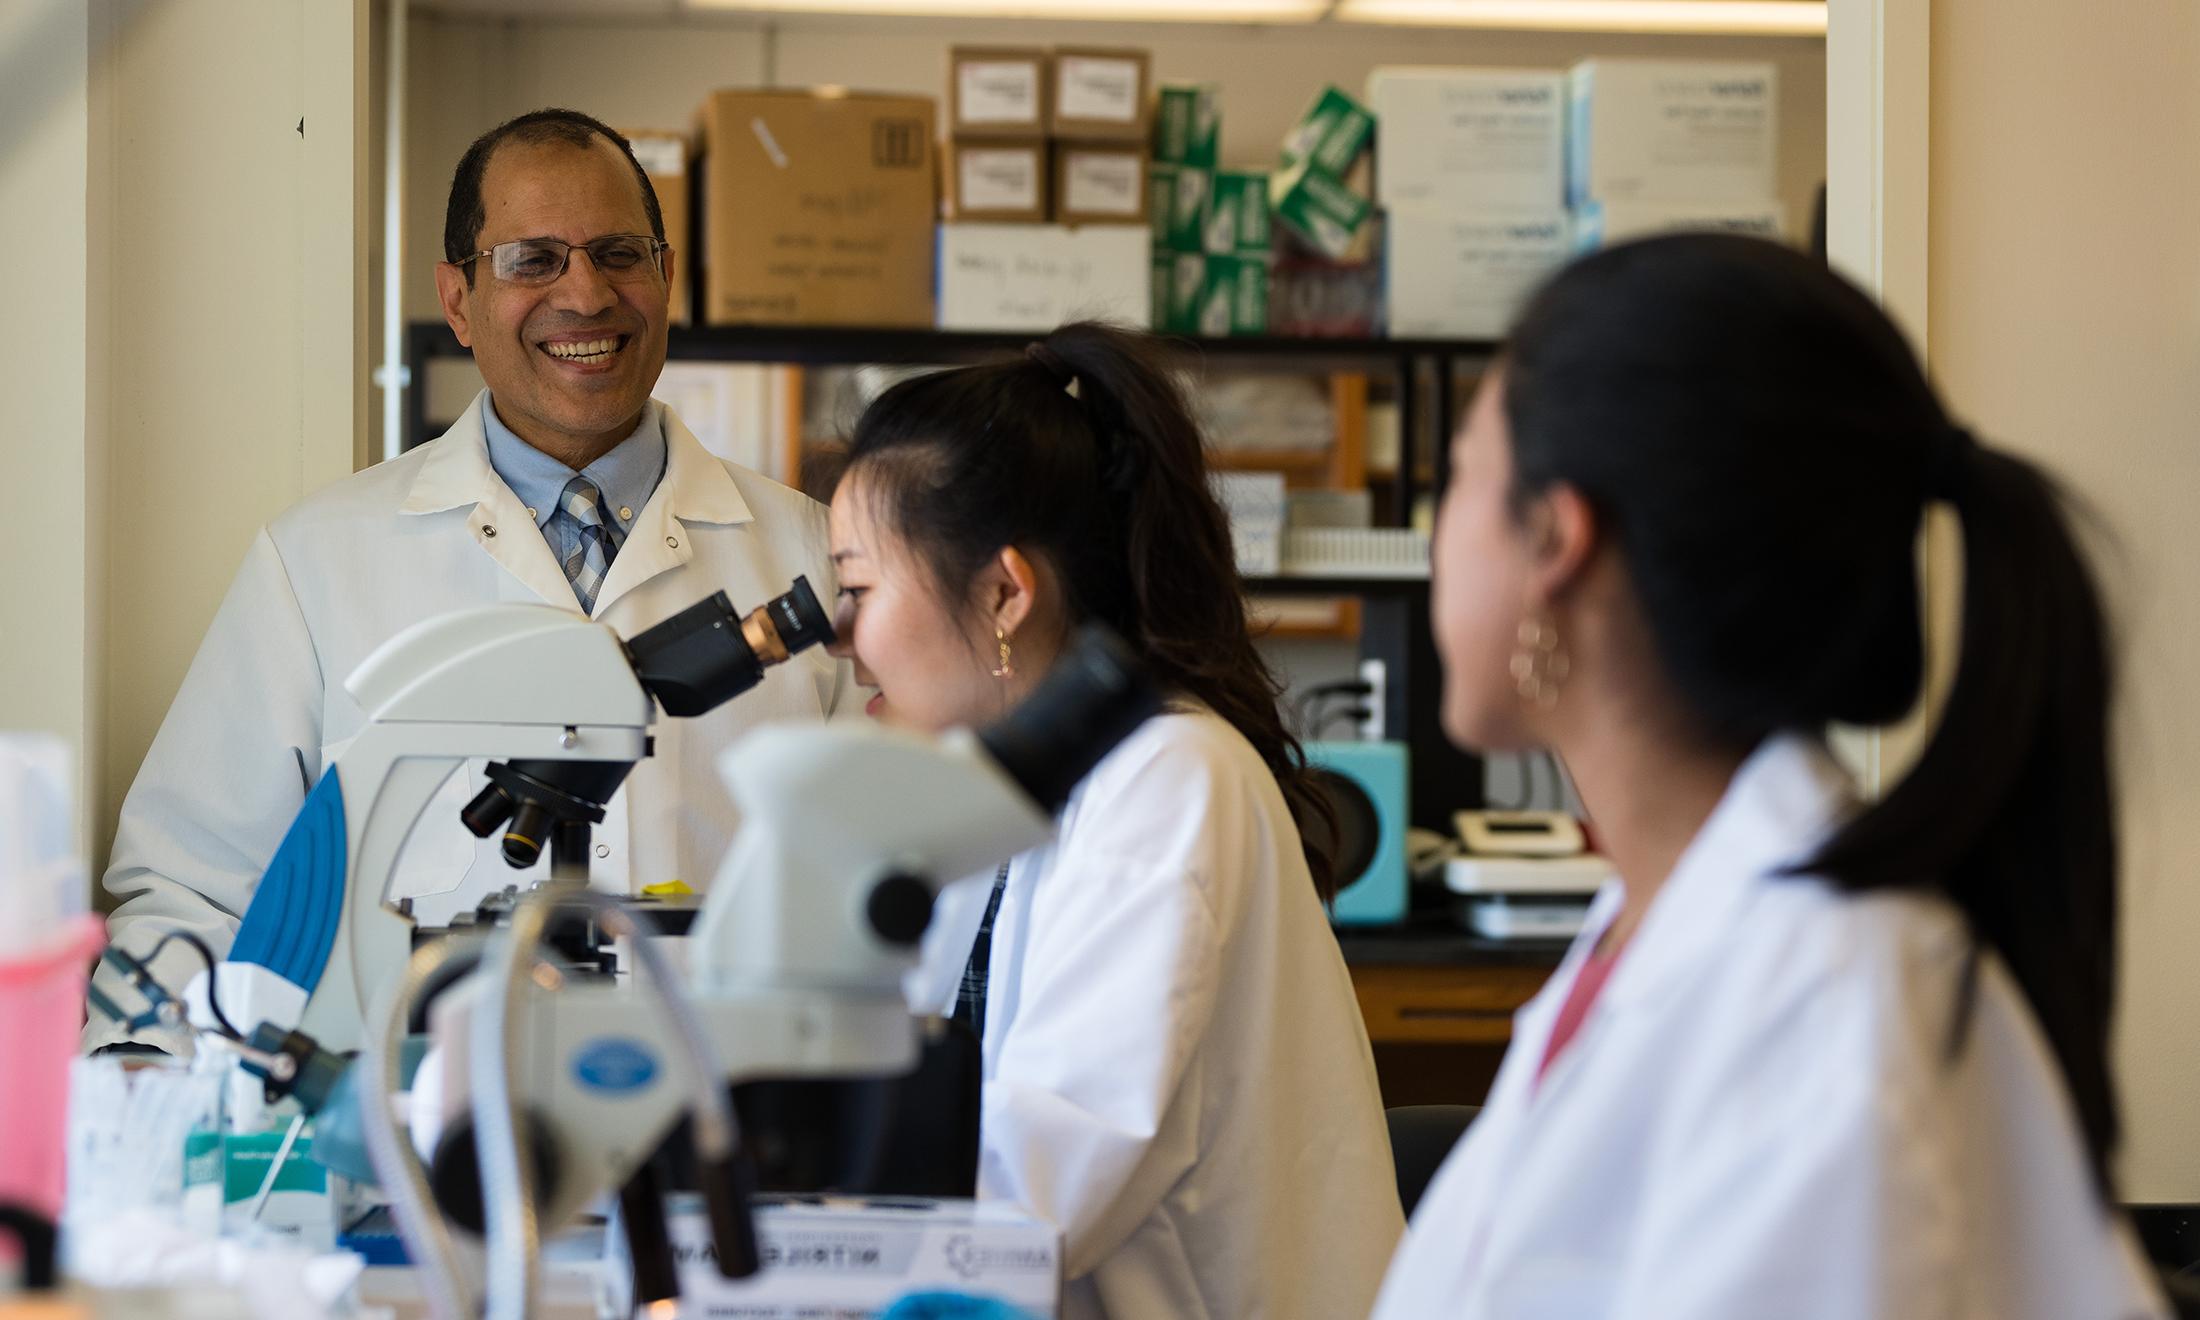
[[90, 110, 846, 1052]]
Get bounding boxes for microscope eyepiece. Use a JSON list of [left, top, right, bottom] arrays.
[[627, 577, 837, 718]]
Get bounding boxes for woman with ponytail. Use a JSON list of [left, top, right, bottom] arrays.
[[825, 323, 1402, 1318], [1374, 234, 2166, 1319]]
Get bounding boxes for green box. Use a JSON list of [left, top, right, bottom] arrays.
[[1151, 164, 1211, 252], [1153, 83, 1221, 168], [1204, 170, 1272, 255], [1269, 158, 1372, 260], [1157, 249, 1208, 333], [1280, 86, 1376, 177], [1195, 255, 1269, 337]]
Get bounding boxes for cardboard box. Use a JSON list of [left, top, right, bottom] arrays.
[[1195, 254, 1270, 337], [1386, 206, 1571, 339], [1153, 82, 1221, 167], [1049, 47, 1153, 142], [1571, 197, 1788, 252], [602, 1195, 1061, 1319], [694, 89, 939, 327], [949, 46, 1049, 139], [1151, 163, 1210, 252], [1567, 60, 1778, 205], [1365, 67, 1565, 214], [947, 138, 1048, 223], [1271, 157, 1373, 260], [1053, 144, 1147, 226], [1204, 170, 1271, 255], [620, 129, 692, 324], [1281, 85, 1377, 176], [937, 223, 1151, 331], [1155, 249, 1208, 332]]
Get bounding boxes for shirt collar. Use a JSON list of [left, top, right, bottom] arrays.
[[479, 393, 667, 535], [401, 390, 754, 529]]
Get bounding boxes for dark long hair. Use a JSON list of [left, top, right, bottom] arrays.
[[842, 322, 1337, 899], [1502, 234, 2121, 1191]]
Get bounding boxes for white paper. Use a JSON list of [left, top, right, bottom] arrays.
[[959, 59, 1041, 125], [938, 224, 1151, 332], [1056, 55, 1142, 124], [959, 146, 1042, 212], [1063, 152, 1142, 217], [626, 135, 686, 177]]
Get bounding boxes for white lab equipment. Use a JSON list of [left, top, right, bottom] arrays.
[[377, 627, 1160, 1320]]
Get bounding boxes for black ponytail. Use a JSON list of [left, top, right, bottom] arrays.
[[843, 321, 1339, 899], [1504, 235, 2122, 1192]]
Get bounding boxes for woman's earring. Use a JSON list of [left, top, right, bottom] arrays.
[[1510, 613, 1569, 710], [993, 628, 1015, 680]]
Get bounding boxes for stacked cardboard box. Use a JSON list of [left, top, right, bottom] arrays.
[[620, 129, 692, 325], [1566, 59, 1784, 253], [1151, 84, 1271, 336], [940, 46, 1154, 331], [693, 89, 939, 327], [1270, 87, 1378, 262]]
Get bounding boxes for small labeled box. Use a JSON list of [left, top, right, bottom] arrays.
[[950, 46, 1049, 139], [1156, 249, 1208, 333], [1280, 85, 1377, 177], [1049, 47, 1153, 143], [1153, 82, 1221, 168], [948, 138, 1049, 223], [1151, 163, 1210, 252], [1196, 254, 1270, 337], [1054, 144, 1148, 226], [1204, 170, 1272, 255], [1567, 59, 1778, 205], [1270, 158, 1373, 260]]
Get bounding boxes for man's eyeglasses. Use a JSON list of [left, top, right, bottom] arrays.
[[456, 234, 668, 287]]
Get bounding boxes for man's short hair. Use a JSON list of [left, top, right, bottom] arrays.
[[443, 108, 665, 284]]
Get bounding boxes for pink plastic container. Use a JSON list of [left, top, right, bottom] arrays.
[[0, 914, 105, 1227]]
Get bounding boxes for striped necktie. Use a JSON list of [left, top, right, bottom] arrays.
[[554, 475, 622, 615]]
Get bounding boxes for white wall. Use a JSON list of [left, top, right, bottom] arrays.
[[391, 12, 1824, 331], [1928, 0, 2200, 1198], [0, 1, 367, 881], [0, 0, 97, 850]]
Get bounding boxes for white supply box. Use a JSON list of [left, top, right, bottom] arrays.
[[1571, 197, 1788, 252], [1215, 472, 1288, 577], [601, 1195, 1061, 1319], [1567, 60, 1778, 206], [1385, 207, 1571, 339], [1368, 67, 1566, 214], [938, 223, 1151, 332]]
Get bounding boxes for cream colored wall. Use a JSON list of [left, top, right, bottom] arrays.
[[0, 0, 97, 851], [0, 2, 367, 879], [391, 12, 1824, 331], [1928, 0, 2200, 1197]]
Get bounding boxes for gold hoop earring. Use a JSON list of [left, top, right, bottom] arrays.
[[993, 628, 1015, 680], [1510, 613, 1569, 711]]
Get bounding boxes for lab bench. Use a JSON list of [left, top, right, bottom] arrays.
[[1338, 918, 1569, 1109]]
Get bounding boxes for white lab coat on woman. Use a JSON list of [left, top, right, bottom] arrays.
[[91, 392, 845, 1051], [1373, 733, 2167, 1320], [925, 706, 1404, 1320]]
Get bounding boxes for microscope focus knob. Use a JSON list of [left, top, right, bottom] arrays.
[[865, 872, 934, 947]]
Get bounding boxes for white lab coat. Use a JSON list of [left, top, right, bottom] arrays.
[[946, 707, 1404, 1320], [92, 392, 846, 1050], [1373, 733, 2167, 1320]]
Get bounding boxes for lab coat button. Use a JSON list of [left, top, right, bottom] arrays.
[[482, 524, 496, 537], [665, 535, 680, 549], [595, 844, 610, 859]]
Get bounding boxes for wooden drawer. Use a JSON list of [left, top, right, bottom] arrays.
[[1351, 962, 1554, 1045]]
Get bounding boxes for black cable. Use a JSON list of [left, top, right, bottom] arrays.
[[1294, 680, 1373, 739], [145, 930, 242, 1040], [1313, 705, 1372, 740]]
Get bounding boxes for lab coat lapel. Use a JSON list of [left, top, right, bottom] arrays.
[[590, 406, 755, 619], [399, 391, 583, 611], [1597, 733, 1855, 1017]]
